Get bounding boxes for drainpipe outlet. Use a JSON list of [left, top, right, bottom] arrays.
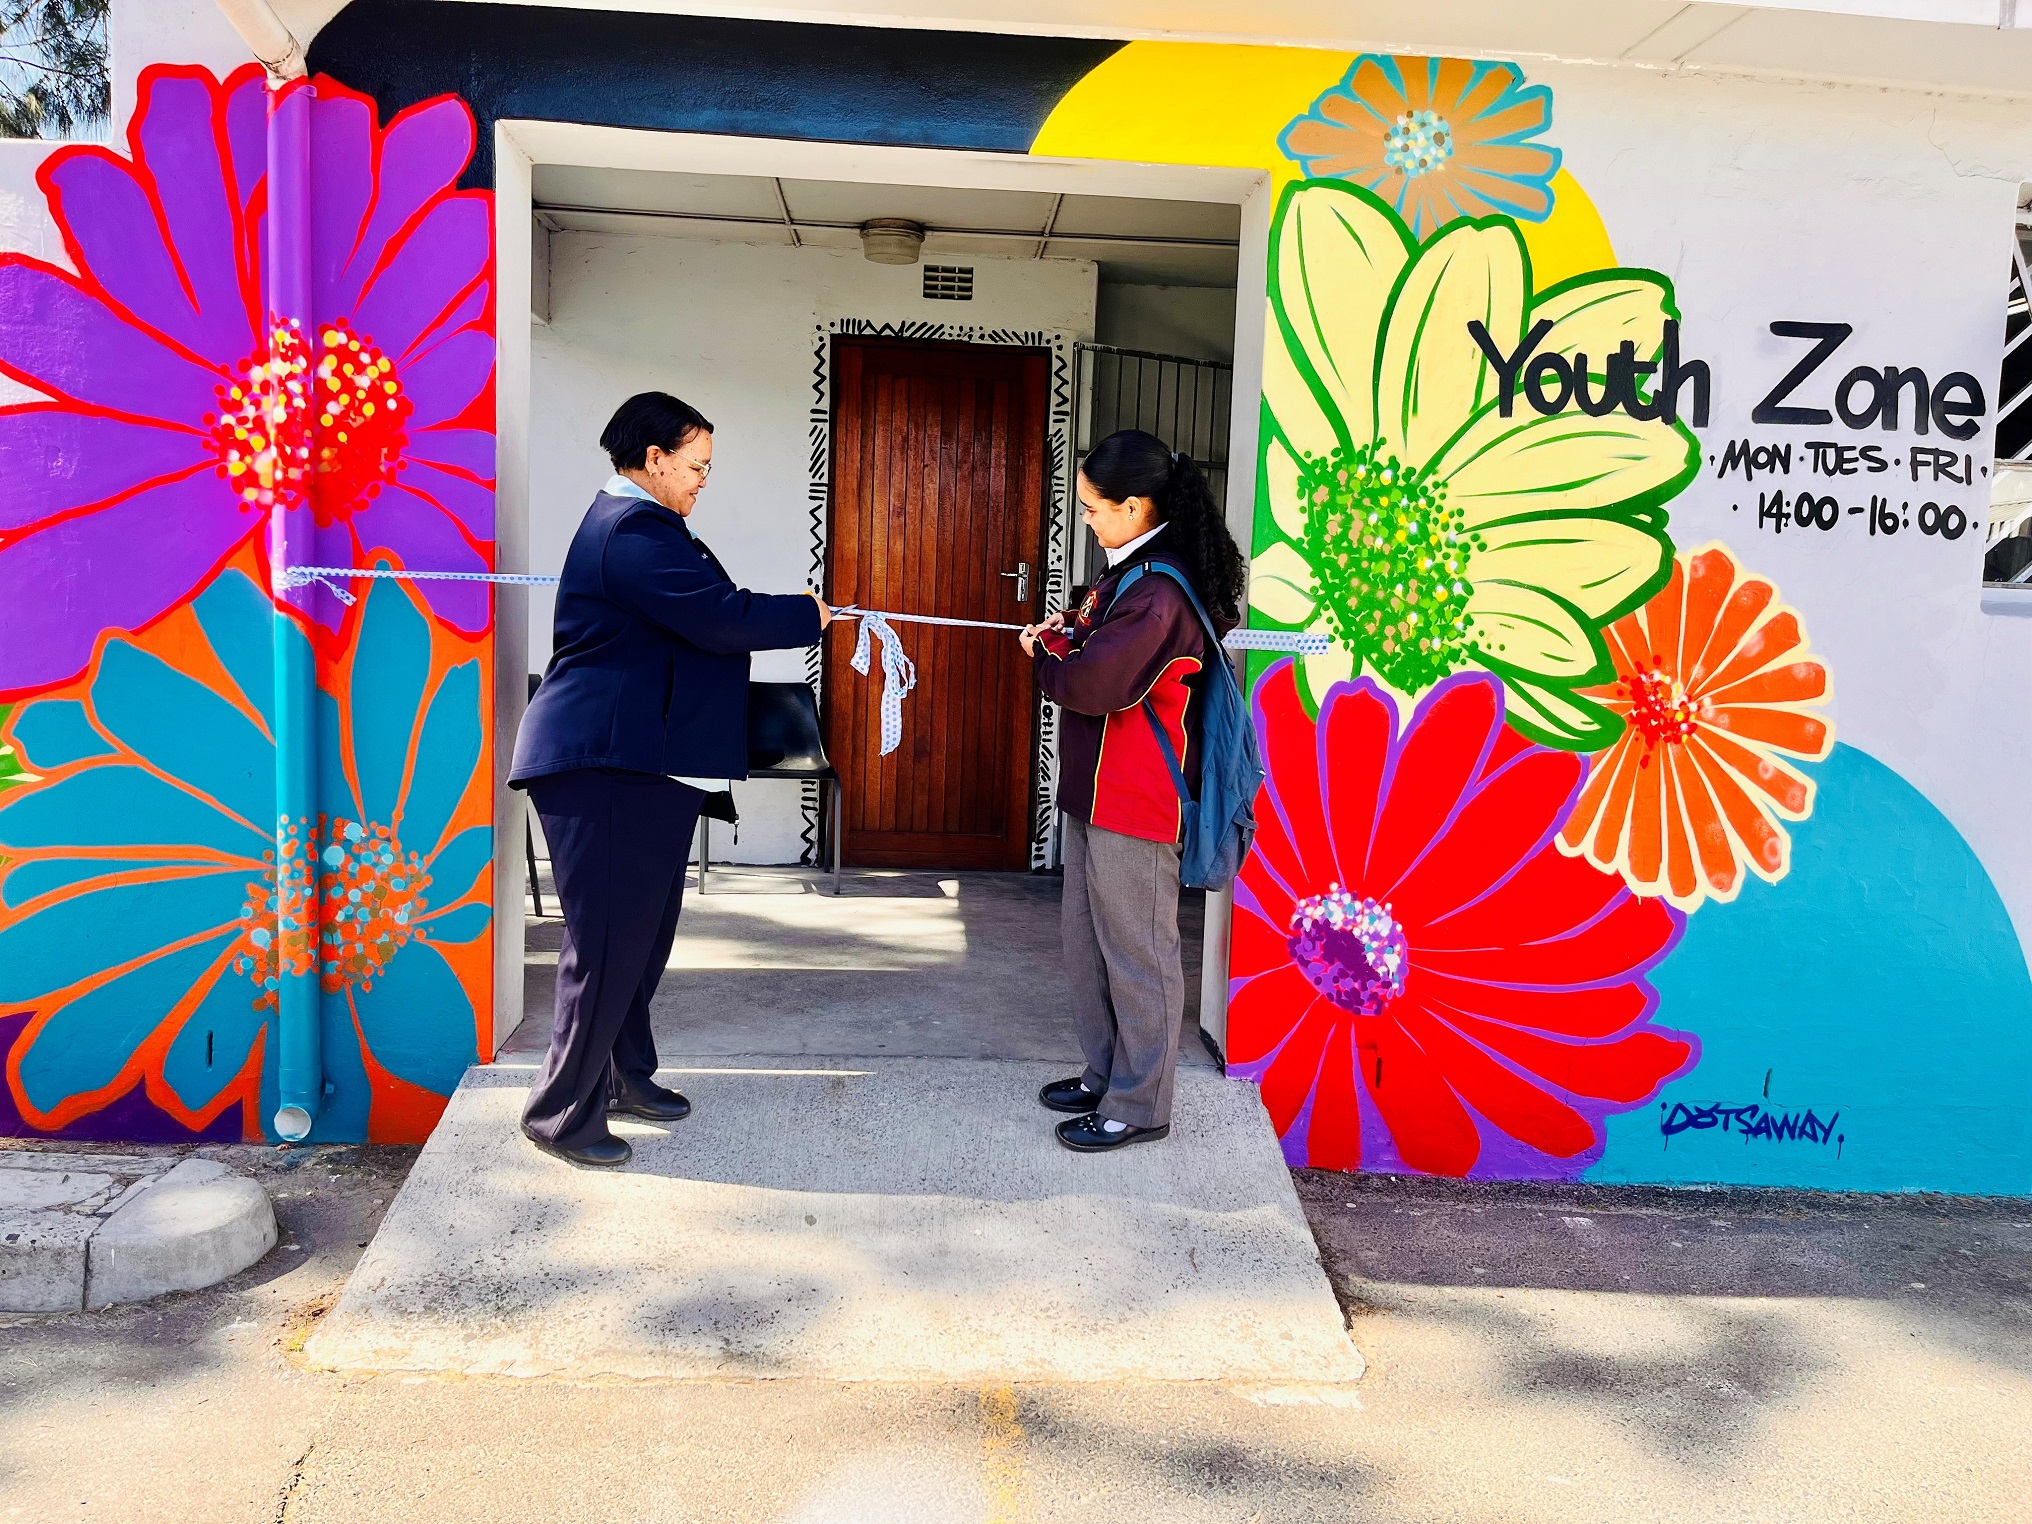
[[273, 1105, 314, 1142]]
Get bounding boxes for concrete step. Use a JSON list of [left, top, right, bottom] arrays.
[[0, 1152, 278, 1313], [306, 1058, 1364, 1384]]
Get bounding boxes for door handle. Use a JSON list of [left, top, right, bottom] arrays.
[[999, 562, 1031, 604]]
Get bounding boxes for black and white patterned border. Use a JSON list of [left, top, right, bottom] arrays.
[[803, 318, 1075, 870]]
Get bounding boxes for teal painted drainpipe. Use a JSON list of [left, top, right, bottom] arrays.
[[267, 77, 321, 1142]]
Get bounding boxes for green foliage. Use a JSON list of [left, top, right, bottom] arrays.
[[1299, 442, 1479, 695], [0, 703, 25, 790], [0, 0, 108, 140]]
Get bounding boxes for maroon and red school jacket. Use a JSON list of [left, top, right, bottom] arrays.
[[1032, 551, 1223, 845]]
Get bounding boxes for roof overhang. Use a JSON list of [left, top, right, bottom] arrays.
[[406, 0, 2032, 99]]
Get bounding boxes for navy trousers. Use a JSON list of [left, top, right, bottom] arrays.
[[522, 768, 705, 1151]]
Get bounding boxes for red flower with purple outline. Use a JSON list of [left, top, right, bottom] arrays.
[[1229, 660, 1695, 1178], [0, 63, 495, 697]]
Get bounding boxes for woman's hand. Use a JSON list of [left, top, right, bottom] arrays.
[[1043, 610, 1068, 631], [808, 592, 833, 628]]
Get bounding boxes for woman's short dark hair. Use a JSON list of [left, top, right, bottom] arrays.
[[1082, 428, 1246, 627], [599, 391, 713, 471]]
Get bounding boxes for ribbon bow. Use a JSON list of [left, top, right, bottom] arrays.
[[846, 610, 918, 756]]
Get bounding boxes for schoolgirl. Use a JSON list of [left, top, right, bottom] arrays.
[[1021, 429, 1246, 1152]]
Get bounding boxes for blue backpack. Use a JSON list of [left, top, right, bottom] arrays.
[[1110, 561, 1266, 891]]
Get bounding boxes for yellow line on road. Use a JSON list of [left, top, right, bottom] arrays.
[[979, 1385, 1035, 1524]]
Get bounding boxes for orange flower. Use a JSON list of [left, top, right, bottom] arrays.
[[1557, 545, 1833, 911], [1279, 55, 1561, 237]]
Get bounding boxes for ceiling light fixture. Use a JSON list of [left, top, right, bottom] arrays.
[[860, 218, 926, 266]]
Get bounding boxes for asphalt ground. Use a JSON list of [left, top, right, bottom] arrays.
[[2, 1139, 2028, 1523]]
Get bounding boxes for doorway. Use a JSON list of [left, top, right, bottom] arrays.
[[493, 124, 1272, 1054], [824, 337, 1050, 871]]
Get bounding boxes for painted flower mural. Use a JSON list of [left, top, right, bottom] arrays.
[[0, 564, 490, 1141], [0, 63, 496, 697], [1279, 56, 1561, 236], [1247, 177, 1697, 749], [0, 711, 27, 792], [1558, 544, 1834, 911], [1228, 661, 1692, 1177]]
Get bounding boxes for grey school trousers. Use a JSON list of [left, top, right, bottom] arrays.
[[1061, 814, 1186, 1129]]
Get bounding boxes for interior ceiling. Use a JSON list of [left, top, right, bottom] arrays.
[[531, 165, 1243, 288]]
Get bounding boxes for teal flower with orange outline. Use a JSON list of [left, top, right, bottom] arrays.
[[1280, 55, 1561, 237], [0, 563, 489, 1141]]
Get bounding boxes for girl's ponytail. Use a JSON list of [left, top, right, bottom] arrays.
[[1083, 429, 1246, 628]]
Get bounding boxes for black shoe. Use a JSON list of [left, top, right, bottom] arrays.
[[1039, 1076, 1105, 1114], [607, 1083, 691, 1122], [522, 1126, 632, 1168], [1055, 1113, 1170, 1153]]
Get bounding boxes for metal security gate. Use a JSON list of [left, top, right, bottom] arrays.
[[1071, 343, 1233, 586]]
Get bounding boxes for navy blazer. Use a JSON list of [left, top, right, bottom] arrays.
[[510, 490, 823, 786]]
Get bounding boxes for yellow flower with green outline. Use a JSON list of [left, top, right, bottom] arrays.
[[1249, 178, 1698, 748]]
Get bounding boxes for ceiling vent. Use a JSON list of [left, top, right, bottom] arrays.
[[923, 265, 974, 301]]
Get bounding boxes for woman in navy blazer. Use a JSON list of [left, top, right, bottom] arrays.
[[511, 392, 829, 1166]]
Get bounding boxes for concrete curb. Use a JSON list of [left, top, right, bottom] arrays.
[[0, 1154, 278, 1313]]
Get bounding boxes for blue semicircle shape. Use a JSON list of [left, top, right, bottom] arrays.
[[1590, 741, 2032, 1196]]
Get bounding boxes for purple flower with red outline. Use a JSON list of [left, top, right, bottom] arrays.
[[0, 63, 495, 697]]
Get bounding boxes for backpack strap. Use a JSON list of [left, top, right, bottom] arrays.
[[1104, 557, 1225, 806], [1102, 558, 1221, 652], [1131, 559, 1222, 651], [1104, 561, 1148, 611], [1139, 699, 1191, 805]]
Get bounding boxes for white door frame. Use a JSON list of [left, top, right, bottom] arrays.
[[490, 120, 1273, 1057]]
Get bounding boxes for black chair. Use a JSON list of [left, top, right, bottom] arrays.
[[697, 681, 843, 896], [525, 672, 545, 916]]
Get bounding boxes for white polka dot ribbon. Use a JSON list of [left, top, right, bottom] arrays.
[[273, 571, 1327, 759], [842, 609, 920, 757]]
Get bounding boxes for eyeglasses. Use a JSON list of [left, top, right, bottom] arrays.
[[655, 449, 711, 480]]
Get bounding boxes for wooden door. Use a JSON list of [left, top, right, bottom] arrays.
[[825, 337, 1049, 870]]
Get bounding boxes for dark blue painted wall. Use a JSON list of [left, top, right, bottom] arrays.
[[307, 1, 1121, 187]]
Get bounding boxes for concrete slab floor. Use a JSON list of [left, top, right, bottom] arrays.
[[305, 1059, 1359, 1384], [4, 1144, 2030, 1523], [353, 871, 1316, 1385], [506, 866, 1212, 1064]]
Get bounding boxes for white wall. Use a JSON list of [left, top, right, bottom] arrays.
[[529, 229, 1097, 862], [1530, 60, 2032, 950], [1094, 283, 1237, 364]]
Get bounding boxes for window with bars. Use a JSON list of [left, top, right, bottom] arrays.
[[1070, 344, 1233, 587], [1982, 212, 2032, 586]]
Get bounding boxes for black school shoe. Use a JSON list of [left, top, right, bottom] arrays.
[[1055, 1112, 1171, 1153], [523, 1126, 632, 1168], [1038, 1075, 1106, 1114], [607, 1082, 692, 1121]]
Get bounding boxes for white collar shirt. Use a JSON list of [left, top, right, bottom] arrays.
[[1103, 522, 1167, 568]]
